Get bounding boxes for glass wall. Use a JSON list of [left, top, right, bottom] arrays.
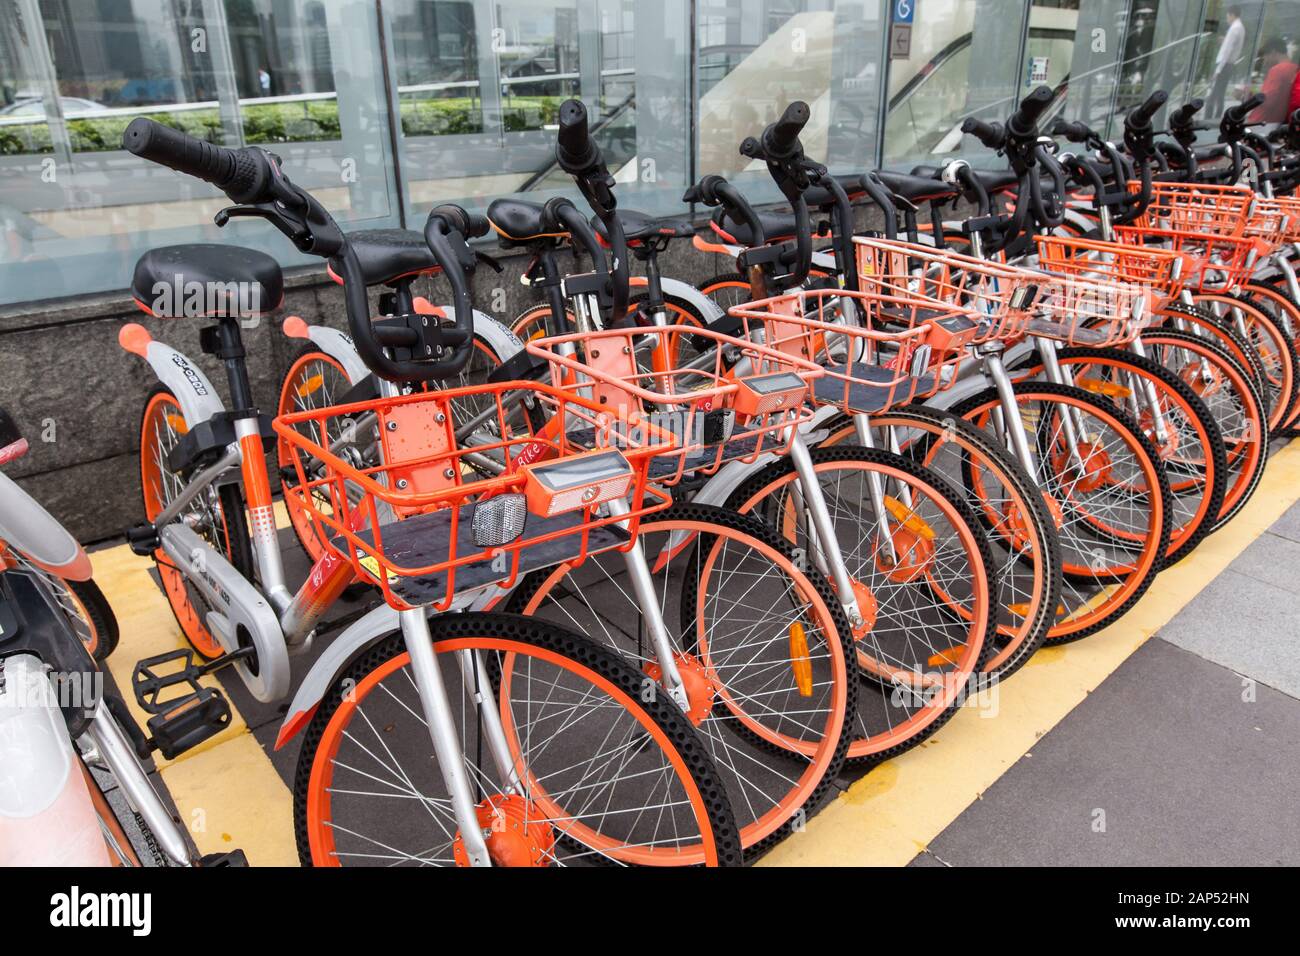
[[4, 0, 1298, 309]]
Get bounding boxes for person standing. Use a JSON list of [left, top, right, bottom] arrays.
[[1209, 6, 1247, 118], [1248, 37, 1297, 122]]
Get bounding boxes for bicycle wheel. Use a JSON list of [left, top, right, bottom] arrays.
[[954, 381, 1170, 644], [1156, 302, 1267, 394], [139, 387, 253, 658], [818, 407, 1061, 682], [15, 562, 120, 662], [1139, 327, 1269, 531], [727, 447, 995, 762], [276, 345, 354, 562], [504, 503, 853, 858], [697, 272, 753, 316], [1187, 291, 1299, 431], [294, 612, 741, 867], [1033, 347, 1226, 564], [1236, 280, 1300, 430]]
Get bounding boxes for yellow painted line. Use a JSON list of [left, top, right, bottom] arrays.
[[762, 440, 1300, 867], [91, 538, 296, 864]]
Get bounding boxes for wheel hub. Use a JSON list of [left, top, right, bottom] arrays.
[[452, 794, 555, 867], [644, 652, 715, 725], [874, 524, 936, 583], [1052, 440, 1114, 493], [847, 580, 878, 639]]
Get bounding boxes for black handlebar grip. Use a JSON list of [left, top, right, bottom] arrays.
[[962, 117, 1004, 149], [1225, 93, 1266, 123], [1051, 118, 1093, 143], [427, 204, 490, 240], [122, 117, 272, 204], [1008, 86, 1054, 138], [765, 101, 810, 159], [555, 98, 600, 172], [1171, 99, 1203, 127], [1131, 90, 1168, 126]]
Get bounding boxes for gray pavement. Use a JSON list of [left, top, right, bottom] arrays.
[[910, 498, 1300, 867]]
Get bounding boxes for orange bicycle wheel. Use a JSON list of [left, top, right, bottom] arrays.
[[295, 614, 740, 867]]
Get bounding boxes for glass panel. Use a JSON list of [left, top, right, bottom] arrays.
[[0, 0, 398, 308], [1110, 0, 1207, 134], [695, 1, 887, 206], [1188, 1, 1267, 130], [389, 1, 694, 219], [881, 0, 1031, 170]]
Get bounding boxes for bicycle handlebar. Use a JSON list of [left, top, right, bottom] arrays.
[[1224, 93, 1266, 127], [123, 117, 274, 205], [125, 117, 475, 383], [961, 117, 1005, 150], [1007, 86, 1054, 140], [1130, 90, 1167, 127], [1051, 118, 1094, 144], [764, 101, 810, 160]]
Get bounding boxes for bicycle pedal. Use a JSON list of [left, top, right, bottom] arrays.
[[125, 522, 161, 557], [146, 686, 232, 760], [199, 848, 248, 867], [133, 648, 207, 715]]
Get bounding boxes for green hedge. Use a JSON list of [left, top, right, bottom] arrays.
[[0, 96, 560, 155]]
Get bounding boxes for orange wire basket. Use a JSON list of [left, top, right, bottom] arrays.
[[274, 381, 674, 611], [853, 235, 1036, 343], [526, 325, 821, 486], [729, 286, 979, 414], [1112, 223, 1265, 293], [1243, 197, 1293, 248], [1268, 195, 1300, 244], [1034, 234, 1186, 311], [1127, 181, 1255, 235]]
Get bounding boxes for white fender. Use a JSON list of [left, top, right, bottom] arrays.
[[120, 326, 227, 427], [655, 277, 727, 322], [0, 471, 92, 580], [0, 655, 110, 866], [274, 602, 400, 748], [283, 318, 370, 386]]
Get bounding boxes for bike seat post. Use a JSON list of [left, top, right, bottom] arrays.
[[636, 238, 668, 326]]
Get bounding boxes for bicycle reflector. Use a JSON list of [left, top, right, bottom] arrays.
[[472, 493, 528, 548], [733, 371, 806, 417], [522, 449, 634, 517]]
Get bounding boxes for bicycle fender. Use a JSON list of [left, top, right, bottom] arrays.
[[119, 326, 226, 427], [282, 316, 370, 386], [656, 277, 727, 322], [274, 603, 402, 749], [0, 471, 92, 580]]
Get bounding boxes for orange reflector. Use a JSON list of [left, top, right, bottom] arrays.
[[927, 645, 964, 667], [1076, 376, 1132, 399], [165, 413, 188, 434], [884, 496, 935, 540], [788, 622, 813, 697], [1007, 601, 1066, 617], [295, 373, 325, 398]]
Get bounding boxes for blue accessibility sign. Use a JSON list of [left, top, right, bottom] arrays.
[[893, 0, 916, 24]]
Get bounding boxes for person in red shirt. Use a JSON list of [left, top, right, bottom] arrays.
[[1249, 37, 1298, 121]]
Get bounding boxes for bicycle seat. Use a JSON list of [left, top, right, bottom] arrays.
[[131, 244, 283, 319], [710, 207, 801, 246], [487, 198, 566, 244], [328, 229, 441, 288], [590, 209, 694, 246], [873, 171, 960, 204]]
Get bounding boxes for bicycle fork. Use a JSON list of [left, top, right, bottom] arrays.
[[398, 608, 527, 867]]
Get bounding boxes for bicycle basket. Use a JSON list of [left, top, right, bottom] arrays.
[[853, 235, 1038, 343], [1128, 181, 1254, 236], [729, 286, 978, 414], [526, 325, 821, 486], [1034, 234, 1186, 311], [274, 381, 674, 611], [1112, 223, 1264, 293]]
